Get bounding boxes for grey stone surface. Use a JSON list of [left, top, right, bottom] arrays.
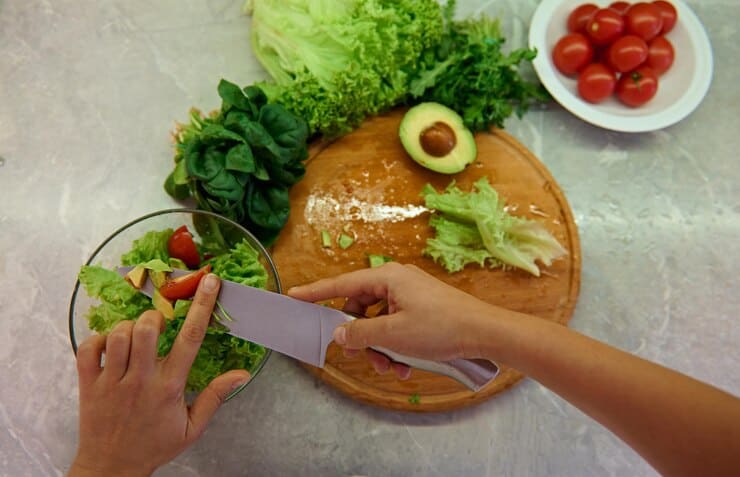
[[0, 0, 738, 476]]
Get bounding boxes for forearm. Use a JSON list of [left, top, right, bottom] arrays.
[[475, 309, 740, 477]]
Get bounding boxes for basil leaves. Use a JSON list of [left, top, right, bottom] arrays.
[[165, 80, 309, 245]]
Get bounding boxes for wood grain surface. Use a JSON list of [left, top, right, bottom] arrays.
[[271, 109, 581, 412]]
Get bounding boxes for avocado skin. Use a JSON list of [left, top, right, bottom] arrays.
[[399, 103, 477, 175]]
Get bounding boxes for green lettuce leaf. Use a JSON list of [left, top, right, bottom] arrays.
[[141, 259, 173, 273], [208, 239, 268, 288], [246, 0, 444, 137], [78, 265, 153, 333], [120, 229, 173, 266], [422, 178, 566, 276], [157, 312, 267, 392]]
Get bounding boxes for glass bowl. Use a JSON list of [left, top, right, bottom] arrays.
[[68, 208, 280, 399]]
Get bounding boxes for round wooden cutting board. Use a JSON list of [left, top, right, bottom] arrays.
[[271, 109, 581, 412]]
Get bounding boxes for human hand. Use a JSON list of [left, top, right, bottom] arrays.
[[288, 263, 499, 379], [68, 274, 250, 477]]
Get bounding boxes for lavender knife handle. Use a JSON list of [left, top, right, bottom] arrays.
[[370, 346, 499, 392]]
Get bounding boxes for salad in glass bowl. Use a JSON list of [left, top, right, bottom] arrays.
[[69, 209, 280, 398]]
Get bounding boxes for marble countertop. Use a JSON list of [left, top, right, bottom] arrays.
[[1, 1, 738, 475]]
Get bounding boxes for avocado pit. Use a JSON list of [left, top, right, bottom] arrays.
[[420, 122, 457, 157]]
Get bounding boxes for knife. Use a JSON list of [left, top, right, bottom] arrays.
[[118, 267, 499, 391]]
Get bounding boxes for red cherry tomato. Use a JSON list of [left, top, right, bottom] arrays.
[[167, 225, 200, 268], [607, 35, 649, 73], [159, 264, 212, 300], [652, 1, 678, 34], [578, 63, 617, 103], [552, 33, 595, 76], [625, 3, 664, 41], [646, 36, 675, 75], [567, 3, 599, 33], [616, 66, 659, 106], [609, 1, 632, 15], [586, 9, 625, 46]]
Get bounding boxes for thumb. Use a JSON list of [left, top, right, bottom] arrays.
[[187, 370, 250, 441], [334, 316, 391, 350]]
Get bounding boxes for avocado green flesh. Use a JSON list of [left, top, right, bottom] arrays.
[[399, 103, 477, 175]]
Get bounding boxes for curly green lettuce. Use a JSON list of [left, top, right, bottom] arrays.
[[409, 0, 549, 131], [78, 266, 154, 333], [245, 0, 444, 137], [120, 229, 173, 266], [423, 178, 566, 276], [208, 239, 268, 289]]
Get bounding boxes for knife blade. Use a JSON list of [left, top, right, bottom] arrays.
[[118, 267, 499, 391]]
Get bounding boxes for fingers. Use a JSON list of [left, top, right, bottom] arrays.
[[103, 320, 135, 381], [391, 362, 412, 380], [76, 334, 107, 386], [187, 370, 250, 443], [165, 274, 221, 382], [333, 315, 393, 350], [343, 296, 386, 316], [365, 349, 411, 379], [128, 310, 165, 377], [366, 349, 390, 374], [287, 265, 398, 303]]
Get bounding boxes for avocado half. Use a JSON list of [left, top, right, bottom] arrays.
[[399, 103, 477, 174]]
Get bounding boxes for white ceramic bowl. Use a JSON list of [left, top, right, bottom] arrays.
[[530, 0, 713, 132]]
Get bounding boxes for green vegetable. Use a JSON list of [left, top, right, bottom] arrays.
[[173, 299, 192, 319], [368, 254, 393, 268], [141, 259, 172, 273], [408, 393, 421, 405], [121, 229, 173, 266], [165, 80, 309, 246], [78, 229, 270, 391], [168, 257, 188, 270], [321, 230, 332, 248], [409, 0, 548, 131], [338, 234, 354, 250], [207, 239, 268, 289], [423, 178, 566, 276], [78, 266, 153, 333], [246, 0, 444, 137], [157, 317, 267, 391]]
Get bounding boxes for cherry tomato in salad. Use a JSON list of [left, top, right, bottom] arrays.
[[586, 9, 625, 46], [607, 35, 648, 73], [652, 1, 678, 34], [567, 3, 599, 33], [646, 36, 675, 75], [609, 1, 632, 15], [625, 3, 664, 41], [159, 264, 212, 301], [552, 33, 595, 76], [167, 225, 200, 268], [616, 66, 659, 107], [578, 63, 617, 103]]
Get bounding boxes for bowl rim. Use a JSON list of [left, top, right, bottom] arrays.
[[529, 0, 714, 132], [68, 207, 280, 398]]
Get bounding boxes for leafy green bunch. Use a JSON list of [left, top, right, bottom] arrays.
[[246, 0, 445, 137], [165, 80, 309, 245], [409, 0, 549, 131]]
